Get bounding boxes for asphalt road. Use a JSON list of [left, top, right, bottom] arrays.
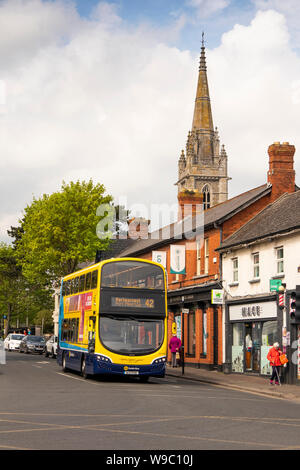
[[1, 351, 300, 451]]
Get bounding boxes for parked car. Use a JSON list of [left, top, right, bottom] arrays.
[[19, 335, 46, 354], [44, 335, 58, 358], [4, 333, 25, 351]]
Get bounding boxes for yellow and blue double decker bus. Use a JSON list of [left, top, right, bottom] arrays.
[[57, 258, 167, 381]]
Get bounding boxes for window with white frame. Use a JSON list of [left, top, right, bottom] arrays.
[[204, 239, 209, 274], [232, 257, 238, 283], [196, 240, 201, 276], [276, 247, 284, 274], [252, 252, 260, 279]]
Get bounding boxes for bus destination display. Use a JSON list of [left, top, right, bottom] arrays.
[[112, 297, 155, 309]]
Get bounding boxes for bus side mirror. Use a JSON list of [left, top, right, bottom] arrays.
[[88, 338, 95, 354]]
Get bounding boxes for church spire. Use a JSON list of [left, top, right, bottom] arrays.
[[176, 33, 229, 212], [192, 33, 214, 131]]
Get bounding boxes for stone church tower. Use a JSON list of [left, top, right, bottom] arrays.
[[177, 36, 229, 215]]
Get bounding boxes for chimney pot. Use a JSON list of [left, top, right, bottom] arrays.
[[267, 142, 296, 201]]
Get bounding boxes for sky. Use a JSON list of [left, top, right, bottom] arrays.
[[0, 0, 300, 241]]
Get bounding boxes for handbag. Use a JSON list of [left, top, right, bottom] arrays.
[[279, 353, 288, 365]]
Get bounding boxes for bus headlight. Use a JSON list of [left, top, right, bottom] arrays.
[[152, 356, 166, 365], [97, 355, 112, 363]]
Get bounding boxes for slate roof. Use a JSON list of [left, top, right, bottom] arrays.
[[218, 190, 300, 251], [119, 183, 271, 257]]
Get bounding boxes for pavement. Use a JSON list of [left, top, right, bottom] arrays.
[[166, 364, 300, 403]]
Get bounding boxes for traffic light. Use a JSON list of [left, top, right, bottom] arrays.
[[290, 286, 300, 323]]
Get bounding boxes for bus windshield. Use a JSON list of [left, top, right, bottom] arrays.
[[99, 316, 164, 355], [101, 261, 164, 290]]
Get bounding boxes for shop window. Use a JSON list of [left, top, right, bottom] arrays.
[[187, 311, 196, 356], [261, 321, 277, 375], [202, 311, 207, 357], [232, 323, 243, 373]]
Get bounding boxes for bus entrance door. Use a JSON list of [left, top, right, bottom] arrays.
[[88, 316, 96, 353]]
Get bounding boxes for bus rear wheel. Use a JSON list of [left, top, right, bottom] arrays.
[[62, 353, 68, 372]]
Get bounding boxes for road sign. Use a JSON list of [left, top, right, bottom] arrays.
[[270, 279, 282, 292]]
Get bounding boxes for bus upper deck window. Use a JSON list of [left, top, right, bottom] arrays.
[[85, 272, 91, 291], [73, 277, 79, 294], [79, 275, 85, 292], [91, 271, 98, 289]]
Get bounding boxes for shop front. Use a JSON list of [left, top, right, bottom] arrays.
[[167, 283, 223, 370], [225, 296, 282, 376]]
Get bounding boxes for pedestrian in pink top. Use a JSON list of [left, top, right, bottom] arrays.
[[169, 334, 182, 368]]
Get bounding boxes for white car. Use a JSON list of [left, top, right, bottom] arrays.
[[4, 333, 25, 351], [44, 335, 58, 358]]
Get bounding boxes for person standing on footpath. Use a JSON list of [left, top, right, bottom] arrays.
[[267, 342, 283, 385], [169, 334, 182, 368]]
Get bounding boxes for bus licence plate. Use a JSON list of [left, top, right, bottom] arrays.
[[124, 371, 139, 375]]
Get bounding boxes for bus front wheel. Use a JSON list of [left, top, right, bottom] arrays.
[[81, 356, 90, 380], [140, 376, 149, 383]]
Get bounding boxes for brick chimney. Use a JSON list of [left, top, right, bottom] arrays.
[[128, 217, 150, 240], [267, 142, 296, 201], [177, 190, 203, 220]]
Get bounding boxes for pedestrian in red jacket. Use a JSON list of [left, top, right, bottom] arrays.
[[169, 335, 181, 368], [267, 342, 282, 385]]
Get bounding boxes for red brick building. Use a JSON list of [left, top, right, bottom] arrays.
[[118, 41, 298, 371]]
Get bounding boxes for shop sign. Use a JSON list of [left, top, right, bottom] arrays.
[[229, 301, 277, 321], [211, 289, 224, 305], [270, 279, 282, 292]]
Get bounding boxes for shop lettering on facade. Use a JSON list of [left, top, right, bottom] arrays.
[[241, 305, 262, 318]]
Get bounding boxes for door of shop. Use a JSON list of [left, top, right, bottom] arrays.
[[245, 322, 261, 373]]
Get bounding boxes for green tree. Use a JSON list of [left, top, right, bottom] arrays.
[[34, 309, 54, 334], [16, 179, 112, 284], [0, 243, 22, 337]]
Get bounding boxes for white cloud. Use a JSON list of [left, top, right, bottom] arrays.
[[186, 0, 230, 18], [0, 2, 300, 243], [253, 0, 300, 13], [252, 0, 300, 46], [0, 0, 194, 241], [208, 9, 300, 195]]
